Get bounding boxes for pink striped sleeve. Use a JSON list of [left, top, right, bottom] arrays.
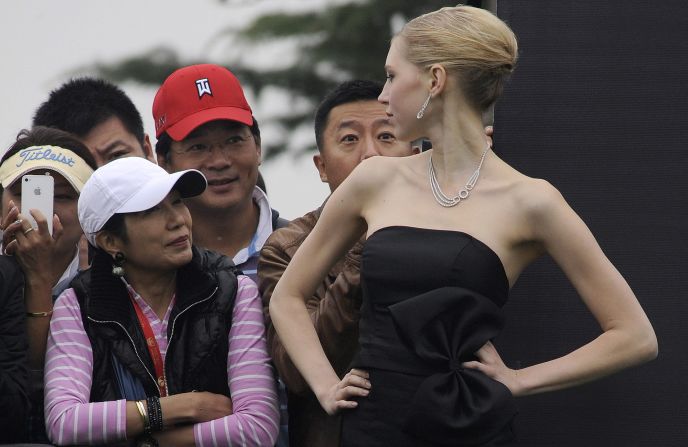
[[194, 275, 279, 447], [44, 288, 127, 445]]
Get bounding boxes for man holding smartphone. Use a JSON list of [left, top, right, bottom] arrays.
[[0, 126, 96, 442]]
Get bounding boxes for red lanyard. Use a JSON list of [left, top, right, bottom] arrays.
[[127, 290, 169, 397]]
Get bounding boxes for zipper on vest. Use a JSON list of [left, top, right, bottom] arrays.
[[88, 317, 161, 395], [165, 286, 219, 391]]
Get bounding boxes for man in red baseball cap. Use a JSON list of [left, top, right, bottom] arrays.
[[154, 64, 288, 281], [153, 65, 290, 447]]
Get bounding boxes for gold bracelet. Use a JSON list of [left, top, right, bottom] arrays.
[[135, 399, 150, 433], [26, 310, 53, 317]]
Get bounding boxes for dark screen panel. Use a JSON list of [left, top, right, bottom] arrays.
[[494, 1, 688, 446]]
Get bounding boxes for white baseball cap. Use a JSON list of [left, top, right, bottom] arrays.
[[78, 157, 206, 246]]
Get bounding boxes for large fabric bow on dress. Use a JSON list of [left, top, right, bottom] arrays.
[[389, 286, 517, 446]]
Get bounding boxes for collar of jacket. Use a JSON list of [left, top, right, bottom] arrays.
[[77, 246, 220, 325]]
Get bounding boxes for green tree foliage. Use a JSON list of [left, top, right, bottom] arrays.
[[95, 0, 479, 158]]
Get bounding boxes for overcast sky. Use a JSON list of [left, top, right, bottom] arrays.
[[0, 0, 338, 218]]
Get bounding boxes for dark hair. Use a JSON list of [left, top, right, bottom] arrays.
[[100, 213, 128, 243], [155, 117, 262, 161], [32, 77, 146, 144], [313, 80, 384, 152], [0, 127, 97, 195]]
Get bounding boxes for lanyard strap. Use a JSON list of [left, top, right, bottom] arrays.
[[127, 291, 168, 397]]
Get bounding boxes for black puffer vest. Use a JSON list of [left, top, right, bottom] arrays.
[[71, 246, 238, 401]]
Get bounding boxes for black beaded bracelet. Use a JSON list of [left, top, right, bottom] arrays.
[[146, 396, 164, 432]]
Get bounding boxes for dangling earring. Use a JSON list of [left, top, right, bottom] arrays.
[[416, 93, 432, 119], [112, 252, 126, 277]]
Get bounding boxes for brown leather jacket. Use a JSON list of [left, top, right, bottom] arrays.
[[258, 206, 363, 447]]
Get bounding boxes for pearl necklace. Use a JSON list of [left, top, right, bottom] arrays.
[[428, 143, 490, 207]]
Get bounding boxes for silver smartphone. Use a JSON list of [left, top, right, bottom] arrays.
[[21, 174, 54, 235]]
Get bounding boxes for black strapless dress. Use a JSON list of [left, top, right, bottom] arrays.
[[341, 226, 518, 446]]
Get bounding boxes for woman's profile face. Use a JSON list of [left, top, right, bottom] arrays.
[[379, 37, 427, 142], [118, 190, 193, 273]]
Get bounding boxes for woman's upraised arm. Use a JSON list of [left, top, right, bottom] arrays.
[[269, 157, 384, 414], [465, 179, 658, 396]]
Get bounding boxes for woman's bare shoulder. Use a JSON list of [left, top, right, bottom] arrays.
[[488, 155, 564, 212], [346, 153, 419, 191], [504, 170, 568, 221]]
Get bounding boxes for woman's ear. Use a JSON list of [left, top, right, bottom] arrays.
[[428, 63, 448, 96], [95, 231, 123, 258]]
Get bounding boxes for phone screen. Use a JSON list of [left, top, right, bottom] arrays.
[[21, 174, 55, 235]]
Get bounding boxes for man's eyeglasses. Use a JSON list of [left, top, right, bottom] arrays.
[[172, 133, 254, 161]]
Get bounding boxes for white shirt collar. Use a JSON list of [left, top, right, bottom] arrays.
[[232, 186, 274, 265]]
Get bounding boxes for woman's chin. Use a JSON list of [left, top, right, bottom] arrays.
[[165, 249, 194, 270], [395, 124, 423, 144], [177, 250, 194, 267]]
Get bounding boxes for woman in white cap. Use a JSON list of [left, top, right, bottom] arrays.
[[43, 157, 279, 446], [0, 126, 96, 442]]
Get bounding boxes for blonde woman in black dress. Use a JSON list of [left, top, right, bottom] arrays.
[[270, 6, 657, 446]]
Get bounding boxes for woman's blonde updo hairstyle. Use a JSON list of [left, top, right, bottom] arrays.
[[399, 5, 518, 111]]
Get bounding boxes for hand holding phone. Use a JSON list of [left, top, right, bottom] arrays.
[[21, 174, 54, 235]]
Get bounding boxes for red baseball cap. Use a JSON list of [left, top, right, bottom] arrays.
[[152, 64, 253, 140]]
